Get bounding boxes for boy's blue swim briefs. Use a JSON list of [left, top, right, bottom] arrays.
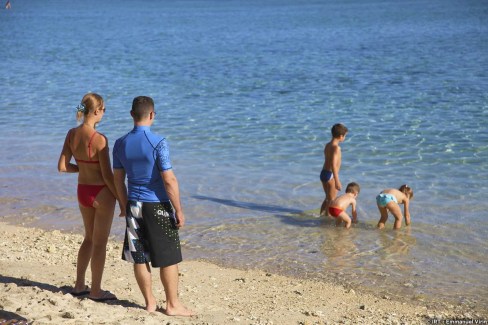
[[320, 169, 333, 182]]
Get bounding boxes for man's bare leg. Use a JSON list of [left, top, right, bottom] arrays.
[[160, 264, 194, 316], [134, 263, 157, 312]]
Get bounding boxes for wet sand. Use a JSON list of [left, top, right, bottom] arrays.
[[0, 222, 485, 324]]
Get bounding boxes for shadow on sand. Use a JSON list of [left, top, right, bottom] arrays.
[[0, 310, 29, 324], [0, 275, 140, 310]]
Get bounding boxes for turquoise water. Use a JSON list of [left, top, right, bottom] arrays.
[[1, 0, 487, 311]]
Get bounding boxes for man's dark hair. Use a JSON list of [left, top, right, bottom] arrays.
[[131, 96, 154, 121]]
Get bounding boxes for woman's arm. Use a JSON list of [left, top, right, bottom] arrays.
[[97, 135, 118, 199], [114, 169, 127, 217], [58, 130, 79, 173]]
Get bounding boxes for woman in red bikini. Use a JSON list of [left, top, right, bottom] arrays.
[[58, 93, 119, 301]]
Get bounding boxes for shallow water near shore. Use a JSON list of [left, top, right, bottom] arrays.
[[1, 0, 487, 312]]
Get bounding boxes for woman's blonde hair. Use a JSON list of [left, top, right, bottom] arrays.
[[399, 184, 414, 199], [76, 93, 104, 121]]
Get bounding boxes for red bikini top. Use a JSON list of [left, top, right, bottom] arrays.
[[70, 130, 100, 164]]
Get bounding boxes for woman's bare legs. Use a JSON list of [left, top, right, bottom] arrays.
[[89, 187, 115, 298], [75, 206, 95, 293], [76, 188, 115, 298]]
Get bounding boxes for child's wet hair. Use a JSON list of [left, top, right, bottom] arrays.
[[399, 184, 414, 199], [346, 182, 360, 194], [331, 123, 348, 138], [76, 93, 104, 121]]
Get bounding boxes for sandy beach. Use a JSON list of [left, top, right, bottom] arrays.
[[0, 222, 485, 325]]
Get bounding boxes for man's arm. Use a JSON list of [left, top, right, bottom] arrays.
[[161, 169, 185, 228]]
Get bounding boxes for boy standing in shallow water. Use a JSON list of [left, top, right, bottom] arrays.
[[320, 123, 348, 216], [376, 185, 413, 230], [328, 182, 360, 229]]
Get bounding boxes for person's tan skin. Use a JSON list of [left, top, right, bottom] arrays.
[[114, 106, 193, 316], [377, 188, 412, 230], [328, 182, 359, 229], [58, 93, 122, 301], [320, 132, 346, 216], [329, 190, 358, 229]]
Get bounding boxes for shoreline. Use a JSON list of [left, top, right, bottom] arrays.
[[0, 222, 486, 324]]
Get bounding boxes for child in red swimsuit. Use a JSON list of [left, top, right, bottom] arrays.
[[328, 182, 360, 229]]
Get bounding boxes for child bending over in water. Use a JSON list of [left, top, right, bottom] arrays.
[[328, 182, 360, 229], [376, 185, 413, 230]]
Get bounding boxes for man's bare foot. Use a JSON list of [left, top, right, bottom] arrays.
[[164, 304, 195, 317], [377, 222, 385, 229]]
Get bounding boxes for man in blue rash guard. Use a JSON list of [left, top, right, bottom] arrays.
[[113, 96, 193, 316]]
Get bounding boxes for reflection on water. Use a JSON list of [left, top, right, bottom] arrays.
[[319, 221, 417, 293], [181, 206, 487, 311], [377, 229, 415, 261], [321, 227, 360, 269]]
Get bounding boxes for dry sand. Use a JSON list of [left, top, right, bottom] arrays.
[[0, 222, 485, 324]]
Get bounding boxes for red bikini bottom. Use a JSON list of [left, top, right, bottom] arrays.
[[77, 184, 106, 208]]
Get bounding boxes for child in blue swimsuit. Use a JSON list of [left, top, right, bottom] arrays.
[[320, 123, 348, 216], [376, 185, 414, 229]]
